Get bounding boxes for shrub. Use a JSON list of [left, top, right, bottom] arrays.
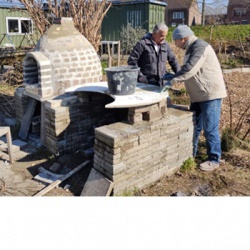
[[119, 23, 147, 55], [180, 157, 196, 172], [221, 127, 235, 152]]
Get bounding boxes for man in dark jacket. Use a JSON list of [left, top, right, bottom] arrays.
[[127, 23, 181, 86], [128, 23, 180, 85]]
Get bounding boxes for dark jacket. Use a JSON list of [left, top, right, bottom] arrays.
[[127, 33, 180, 84]]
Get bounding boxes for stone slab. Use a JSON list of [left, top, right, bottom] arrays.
[[0, 139, 28, 153], [65, 82, 169, 109], [12, 139, 28, 148], [80, 168, 113, 196]]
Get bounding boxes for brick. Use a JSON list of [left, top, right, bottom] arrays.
[[128, 113, 142, 123], [143, 109, 162, 121]]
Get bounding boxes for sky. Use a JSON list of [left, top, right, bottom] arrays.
[[200, 0, 229, 14], [1, 0, 230, 14]]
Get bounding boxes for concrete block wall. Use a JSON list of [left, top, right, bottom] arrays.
[[44, 92, 128, 154], [94, 107, 195, 195], [14, 87, 30, 122], [14, 88, 128, 154]]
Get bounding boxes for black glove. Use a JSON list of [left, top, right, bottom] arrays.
[[138, 75, 148, 84], [161, 81, 172, 92], [162, 73, 175, 81]]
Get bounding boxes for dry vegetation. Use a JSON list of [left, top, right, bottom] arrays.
[[222, 72, 250, 141], [141, 71, 250, 196]]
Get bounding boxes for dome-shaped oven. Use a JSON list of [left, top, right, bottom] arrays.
[[23, 17, 102, 100]]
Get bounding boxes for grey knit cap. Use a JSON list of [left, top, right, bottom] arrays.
[[172, 25, 194, 40]]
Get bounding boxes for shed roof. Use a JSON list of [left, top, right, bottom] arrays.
[[0, 0, 25, 9], [228, 0, 248, 5], [166, 0, 196, 9], [109, 0, 167, 6]]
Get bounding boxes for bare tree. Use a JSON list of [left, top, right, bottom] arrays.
[[241, 0, 250, 6], [18, 0, 112, 51], [198, 0, 228, 25]]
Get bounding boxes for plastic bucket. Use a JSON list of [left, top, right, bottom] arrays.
[[105, 66, 140, 95]]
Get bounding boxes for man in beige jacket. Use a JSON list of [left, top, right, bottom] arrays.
[[166, 25, 227, 171]]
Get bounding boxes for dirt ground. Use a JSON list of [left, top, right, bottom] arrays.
[[0, 71, 249, 196]]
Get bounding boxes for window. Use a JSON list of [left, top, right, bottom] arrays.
[[6, 17, 33, 34], [233, 9, 246, 17], [173, 12, 184, 19], [21, 19, 32, 33]]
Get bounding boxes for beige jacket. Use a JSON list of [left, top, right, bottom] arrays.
[[171, 36, 227, 103]]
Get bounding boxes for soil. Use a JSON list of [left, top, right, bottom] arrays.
[[0, 71, 249, 196]]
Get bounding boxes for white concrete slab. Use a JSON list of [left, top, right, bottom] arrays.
[[65, 81, 109, 94], [65, 82, 168, 109]]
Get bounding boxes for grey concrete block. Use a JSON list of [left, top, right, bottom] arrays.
[[81, 168, 113, 196]]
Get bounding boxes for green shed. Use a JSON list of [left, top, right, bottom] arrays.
[[101, 0, 167, 41], [0, 0, 38, 49]]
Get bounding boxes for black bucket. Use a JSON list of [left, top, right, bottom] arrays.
[[105, 66, 140, 95]]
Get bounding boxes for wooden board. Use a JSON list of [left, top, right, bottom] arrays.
[[34, 160, 90, 196], [18, 98, 37, 140]]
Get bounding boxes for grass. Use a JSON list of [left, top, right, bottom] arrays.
[[180, 157, 197, 172], [167, 24, 250, 43], [101, 61, 108, 75], [221, 127, 235, 152], [0, 82, 17, 95], [169, 88, 190, 106], [118, 186, 141, 196]]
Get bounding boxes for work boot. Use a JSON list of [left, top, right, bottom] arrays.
[[199, 161, 219, 172]]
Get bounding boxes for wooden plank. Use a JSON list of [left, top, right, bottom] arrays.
[[117, 41, 121, 66], [107, 43, 112, 68], [0, 127, 9, 137], [33, 160, 90, 196], [33, 167, 64, 184], [40, 102, 46, 146], [80, 168, 113, 196], [0, 126, 14, 163], [18, 98, 37, 140]]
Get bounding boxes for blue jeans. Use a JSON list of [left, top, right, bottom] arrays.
[[190, 99, 222, 164]]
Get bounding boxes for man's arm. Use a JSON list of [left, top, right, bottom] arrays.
[[127, 41, 146, 81], [128, 41, 144, 66], [166, 43, 181, 73], [171, 43, 207, 83]]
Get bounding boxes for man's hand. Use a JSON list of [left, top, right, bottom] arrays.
[[162, 73, 175, 81], [138, 75, 148, 84], [161, 81, 172, 92]]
